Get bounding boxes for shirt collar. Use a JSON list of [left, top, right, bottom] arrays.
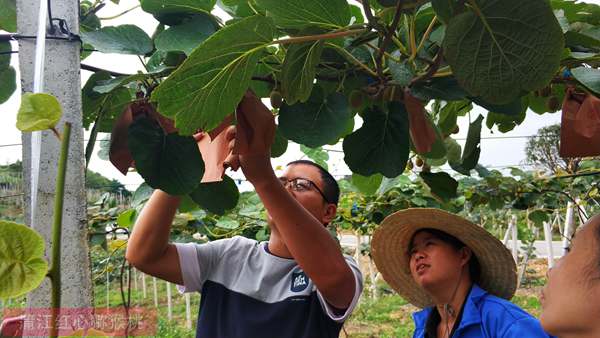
[[413, 284, 487, 330]]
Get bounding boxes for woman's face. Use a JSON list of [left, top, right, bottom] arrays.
[[540, 217, 600, 336], [408, 231, 469, 290]]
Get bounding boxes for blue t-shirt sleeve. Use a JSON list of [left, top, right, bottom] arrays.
[[501, 317, 552, 338]]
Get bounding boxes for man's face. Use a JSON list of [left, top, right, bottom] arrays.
[[267, 163, 336, 226]]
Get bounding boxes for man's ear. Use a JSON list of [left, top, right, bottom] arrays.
[[322, 204, 337, 225]]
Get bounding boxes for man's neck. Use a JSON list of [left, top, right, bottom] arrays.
[[267, 230, 293, 258]]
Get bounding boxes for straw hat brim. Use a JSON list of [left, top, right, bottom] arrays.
[[371, 208, 517, 309]]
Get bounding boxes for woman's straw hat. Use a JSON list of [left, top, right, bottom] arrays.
[[371, 208, 517, 308]]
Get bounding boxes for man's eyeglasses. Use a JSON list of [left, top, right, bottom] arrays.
[[278, 177, 331, 203]]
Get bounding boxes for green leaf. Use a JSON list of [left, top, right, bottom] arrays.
[[420, 171, 458, 201], [16, 93, 63, 131], [89, 233, 107, 250], [155, 14, 218, 55], [450, 115, 483, 175], [389, 59, 414, 87], [376, 175, 412, 195], [280, 40, 324, 104], [571, 67, 600, 95], [97, 135, 110, 161], [82, 72, 132, 133], [443, 0, 564, 104], [351, 173, 383, 195], [529, 209, 550, 226], [0, 0, 16, 32], [279, 90, 352, 148], [445, 137, 462, 164], [141, 0, 216, 24], [438, 100, 472, 134], [271, 127, 288, 158], [117, 209, 137, 228], [189, 175, 240, 215], [215, 217, 240, 229], [178, 194, 200, 213], [416, 123, 447, 160], [128, 117, 203, 195], [0, 221, 48, 299], [217, 0, 257, 18], [485, 107, 526, 133], [343, 102, 410, 178], [300, 145, 329, 170], [0, 66, 16, 104], [431, 0, 463, 24], [81, 25, 154, 55], [93, 70, 171, 94], [472, 95, 526, 116], [564, 31, 600, 49], [551, 0, 600, 26], [151, 15, 275, 134], [132, 183, 154, 207], [410, 77, 468, 101], [254, 0, 350, 29]]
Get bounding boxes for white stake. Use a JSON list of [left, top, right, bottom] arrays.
[[543, 221, 555, 268], [185, 293, 192, 329], [153, 277, 158, 308], [166, 281, 172, 321]]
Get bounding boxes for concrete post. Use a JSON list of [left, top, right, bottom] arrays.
[[18, 0, 92, 324]]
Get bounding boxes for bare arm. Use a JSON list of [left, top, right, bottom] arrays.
[[124, 190, 184, 285]]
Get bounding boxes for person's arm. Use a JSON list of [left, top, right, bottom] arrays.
[[124, 190, 184, 285], [235, 94, 355, 309]]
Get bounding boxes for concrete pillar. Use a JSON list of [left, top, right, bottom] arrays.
[[18, 0, 92, 324]]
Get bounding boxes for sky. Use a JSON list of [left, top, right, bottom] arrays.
[[1, 0, 597, 191]]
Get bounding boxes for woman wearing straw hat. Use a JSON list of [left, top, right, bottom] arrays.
[[372, 208, 552, 338]]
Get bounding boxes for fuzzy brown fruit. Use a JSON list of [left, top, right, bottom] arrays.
[[270, 91, 283, 109], [415, 157, 424, 167], [452, 125, 460, 134], [349, 90, 363, 108], [547, 95, 560, 111]]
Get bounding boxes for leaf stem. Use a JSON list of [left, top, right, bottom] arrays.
[[412, 15, 438, 61], [325, 42, 379, 78], [48, 122, 71, 338], [376, 0, 404, 83], [409, 15, 417, 61], [272, 29, 367, 45], [97, 5, 140, 20]]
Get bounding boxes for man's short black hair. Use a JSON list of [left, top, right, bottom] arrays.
[[286, 160, 340, 205]]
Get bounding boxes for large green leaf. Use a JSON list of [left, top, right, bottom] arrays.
[[443, 0, 564, 104], [571, 67, 600, 95], [343, 102, 410, 178], [16, 93, 62, 131], [0, 0, 16, 32], [437, 100, 472, 134], [92, 70, 170, 94], [351, 173, 383, 195], [389, 59, 415, 87], [431, 0, 464, 24], [151, 15, 275, 134], [254, 0, 350, 29], [0, 66, 16, 104], [300, 145, 329, 170], [141, 0, 216, 24], [0, 221, 48, 299], [81, 25, 154, 55], [279, 90, 352, 148], [82, 72, 132, 133], [449, 114, 483, 175], [528, 209, 549, 226], [410, 77, 468, 101], [280, 40, 324, 104], [420, 171, 458, 201], [155, 14, 218, 55], [189, 175, 239, 215], [471, 96, 526, 116], [128, 117, 203, 195]]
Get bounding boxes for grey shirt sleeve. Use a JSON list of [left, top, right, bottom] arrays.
[[316, 255, 364, 323], [174, 238, 232, 293]]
